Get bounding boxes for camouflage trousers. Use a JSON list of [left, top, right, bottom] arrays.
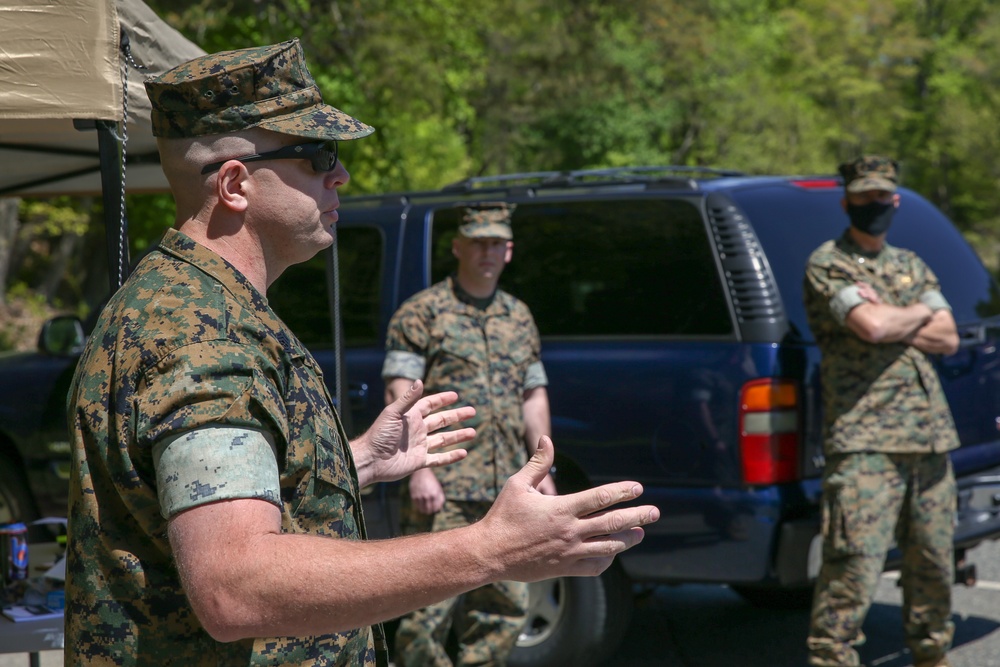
[[395, 499, 528, 667], [807, 452, 956, 667]]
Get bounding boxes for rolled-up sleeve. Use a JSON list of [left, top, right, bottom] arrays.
[[524, 361, 548, 390], [830, 284, 867, 325], [381, 350, 426, 381], [153, 426, 281, 519], [919, 289, 951, 312]]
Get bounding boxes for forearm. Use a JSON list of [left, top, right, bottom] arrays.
[[383, 376, 411, 406], [522, 386, 551, 455], [906, 308, 959, 355], [172, 440, 657, 644], [172, 506, 501, 641], [846, 302, 933, 343]]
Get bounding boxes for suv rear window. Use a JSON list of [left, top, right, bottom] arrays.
[[731, 183, 1000, 340], [430, 199, 733, 337]]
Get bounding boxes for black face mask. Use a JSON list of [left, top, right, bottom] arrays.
[[846, 201, 895, 236]]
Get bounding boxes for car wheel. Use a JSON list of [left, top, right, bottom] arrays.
[[508, 562, 632, 667], [0, 453, 38, 526]]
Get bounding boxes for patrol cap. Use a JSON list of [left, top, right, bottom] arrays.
[[458, 203, 515, 240], [838, 155, 899, 193], [145, 39, 375, 141]]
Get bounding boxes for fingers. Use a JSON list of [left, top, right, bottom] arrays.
[[578, 504, 659, 539], [561, 480, 648, 520], [557, 527, 649, 577], [426, 427, 476, 452], [412, 389, 462, 416], [549, 509, 656, 577], [424, 448, 467, 468], [392, 379, 425, 415], [513, 435, 555, 488], [423, 405, 476, 433]]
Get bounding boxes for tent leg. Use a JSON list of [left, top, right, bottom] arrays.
[[97, 120, 129, 293]]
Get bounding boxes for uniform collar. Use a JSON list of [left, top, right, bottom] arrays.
[[446, 274, 508, 315], [836, 228, 887, 261], [157, 228, 270, 314]]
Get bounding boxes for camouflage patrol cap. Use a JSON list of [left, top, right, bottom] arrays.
[[458, 203, 515, 240], [145, 39, 374, 141], [838, 155, 899, 193]]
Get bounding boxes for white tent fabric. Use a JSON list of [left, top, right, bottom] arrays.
[[0, 0, 205, 196]]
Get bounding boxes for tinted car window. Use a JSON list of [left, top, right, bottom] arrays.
[[430, 199, 733, 337], [269, 226, 383, 348], [731, 183, 1000, 342]]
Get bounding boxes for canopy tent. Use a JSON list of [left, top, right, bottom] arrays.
[[0, 0, 204, 290], [0, 5, 352, 422], [0, 0, 205, 197]]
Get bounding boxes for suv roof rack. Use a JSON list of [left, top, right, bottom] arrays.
[[341, 165, 750, 208], [440, 165, 746, 193]]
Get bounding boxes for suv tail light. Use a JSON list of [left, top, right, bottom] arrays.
[[739, 378, 800, 484]]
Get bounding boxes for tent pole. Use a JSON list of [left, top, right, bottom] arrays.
[[96, 120, 129, 292]]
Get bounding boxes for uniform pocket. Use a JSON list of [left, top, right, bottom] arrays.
[[822, 479, 862, 558], [313, 434, 355, 496], [821, 455, 898, 558]]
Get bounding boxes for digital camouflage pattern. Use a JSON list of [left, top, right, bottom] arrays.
[[458, 203, 515, 240], [65, 228, 380, 666], [807, 452, 955, 667], [838, 155, 899, 193], [146, 39, 375, 141], [383, 273, 541, 665], [382, 275, 543, 501], [804, 229, 958, 667], [394, 500, 529, 667], [803, 232, 959, 455]]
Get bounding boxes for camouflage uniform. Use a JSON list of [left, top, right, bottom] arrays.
[[804, 209, 959, 665], [382, 206, 545, 666], [64, 38, 385, 666], [65, 229, 381, 666]]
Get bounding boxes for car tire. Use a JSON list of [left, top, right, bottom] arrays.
[[508, 562, 633, 667], [0, 453, 39, 526]]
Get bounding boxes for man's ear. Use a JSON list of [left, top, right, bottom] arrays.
[[215, 162, 250, 213], [504, 240, 513, 264]]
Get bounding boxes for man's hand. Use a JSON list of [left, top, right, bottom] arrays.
[[410, 467, 446, 515], [352, 380, 476, 487], [536, 473, 557, 496], [855, 281, 882, 304], [474, 436, 660, 582]]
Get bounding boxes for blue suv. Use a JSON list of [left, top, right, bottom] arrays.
[[4, 166, 1000, 667]]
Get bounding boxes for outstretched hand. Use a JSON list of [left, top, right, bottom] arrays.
[[476, 435, 659, 582], [352, 380, 476, 487]]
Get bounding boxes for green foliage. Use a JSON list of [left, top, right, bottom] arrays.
[[20, 199, 89, 237], [123, 193, 177, 255], [8, 0, 1000, 315]]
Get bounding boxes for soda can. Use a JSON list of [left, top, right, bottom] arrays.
[[0, 522, 28, 584]]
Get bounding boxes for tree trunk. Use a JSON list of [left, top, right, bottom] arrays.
[[0, 198, 20, 306], [39, 231, 81, 305]]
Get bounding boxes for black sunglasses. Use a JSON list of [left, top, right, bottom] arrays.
[[200, 140, 339, 175]]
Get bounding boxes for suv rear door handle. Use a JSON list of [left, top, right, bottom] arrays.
[[958, 325, 985, 348]]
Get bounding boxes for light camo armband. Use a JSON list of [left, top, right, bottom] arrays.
[[381, 350, 426, 381], [919, 290, 951, 312], [830, 284, 866, 325]]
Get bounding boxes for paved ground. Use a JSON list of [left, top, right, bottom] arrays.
[[5, 540, 999, 666]]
